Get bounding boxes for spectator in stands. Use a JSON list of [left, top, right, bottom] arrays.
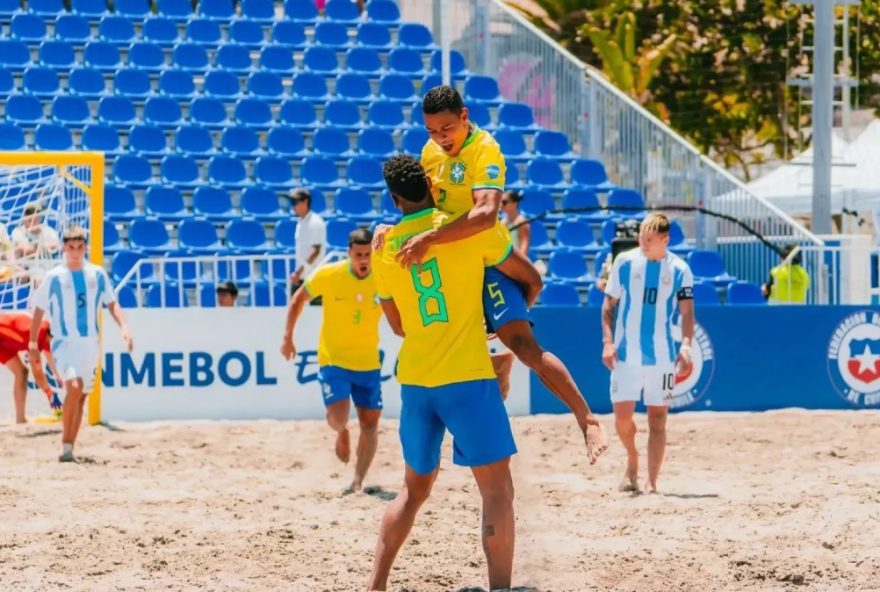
[[314, 0, 364, 11], [761, 245, 810, 304], [289, 188, 327, 293], [216, 281, 239, 307], [501, 190, 530, 256], [12, 202, 60, 260]]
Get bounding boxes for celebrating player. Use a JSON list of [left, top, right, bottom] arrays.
[[29, 227, 134, 463], [281, 229, 383, 494], [0, 311, 60, 423], [601, 213, 695, 493]]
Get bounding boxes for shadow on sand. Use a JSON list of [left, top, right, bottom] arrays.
[[15, 428, 61, 438], [363, 486, 397, 501], [454, 588, 552, 592]]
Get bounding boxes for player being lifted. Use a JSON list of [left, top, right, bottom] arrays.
[[601, 213, 695, 493], [376, 85, 607, 462], [368, 155, 549, 591], [281, 229, 383, 494], [29, 227, 134, 462], [0, 311, 61, 423]]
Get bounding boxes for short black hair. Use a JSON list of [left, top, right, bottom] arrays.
[[289, 187, 311, 208], [502, 190, 523, 204], [349, 228, 373, 247], [216, 281, 239, 296], [422, 85, 464, 116], [383, 155, 429, 204]]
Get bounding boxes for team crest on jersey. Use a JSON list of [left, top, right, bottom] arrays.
[[827, 311, 880, 407], [486, 165, 500, 180], [670, 320, 715, 409], [449, 161, 466, 184]]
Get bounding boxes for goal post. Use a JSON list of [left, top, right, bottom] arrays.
[[0, 151, 105, 425]]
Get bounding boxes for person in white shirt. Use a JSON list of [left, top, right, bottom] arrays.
[[12, 202, 61, 260], [601, 213, 695, 494], [0, 222, 19, 282], [29, 227, 133, 463], [289, 188, 327, 290]]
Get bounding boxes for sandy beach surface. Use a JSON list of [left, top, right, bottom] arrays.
[[1, 410, 878, 591]]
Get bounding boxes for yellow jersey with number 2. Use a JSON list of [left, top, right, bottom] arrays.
[[372, 208, 513, 387]]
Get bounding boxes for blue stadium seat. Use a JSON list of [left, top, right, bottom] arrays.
[[693, 282, 721, 306], [315, 21, 350, 48], [51, 95, 90, 126], [326, 218, 357, 250], [465, 102, 492, 128], [241, 186, 285, 221], [159, 70, 195, 99], [241, 0, 274, 22], [284, 0, 318, 24], [420, 74, 442, 96], [56, 14, 92, 42], [68, 67, 105, 97], [249, 280, 287, 308], [0, 69, 12, 95], [494, 129, 529, 162], [104, 220, 122, 255], [668, 220, 694, 256], [367, 0, 400, 24], [129, 218, 171, 253], [161, 249, 200, 284], [143, 17, 179, 46], [272, 21, 306, 48], [527, 158, 565, 188], [379, 190, 396, 215], [111, 249, 155, 284], [388, 48, 425, 77], [71, 0, 108, 17], [356, 22, 391, 49], [226, 219, 269, 253], [145, 186, 187, 221], [116, 0, 150, 18], [347, 47, 383, 76], [334, 188, 377, 222], [0, 40, 29, 71], [175, 124, 215, 156], [32, 123, 69, 151], [292, 72, 329, 101], [527, 220, 554, 258], [562, 189, 607, 222], [379, 74, 417, 102], [324, 99, 363, 129], [216, 44, 253, 73], [570, 158, 615, 191], [197, 0, 234, 20], [498, 102, 536, 129], [192, 187, 235, 222], [28, 0, 63, 16], [160, 154, 201, 187], [254, 156, 294, 187], [235, 98, 273, 128], [399, 24, 435, 50], [248, 71, 285, 101], [260, 45, 296, 74], [11, 14, 47, 41], [727, 281, 765, 305], [607, 188, 645, 218], [304, 46, 340, 75], [173, 43, 209, 71], [128, 42, 166, 71], [519, 189, 555, 219], [324, 0, 360, 22], [505, 161, 523, 188], [548, 251, 593, 286], [555, 219, 600, 254], [368, 100, 405, 128], [98, 16, 135, 44], [313, 127, 352, 156], [117, 285, 138, 307], [230, 20, 265, 48], [207, 156, 248, 188], [81, 123, 120, 154], [266, 126, 307, 157], [203, 70, 241, 99], [38, 40, 75, 70], [599, 219, 619, 245], [402, 127, 428, 155], [128, 124, 169, 156], [260, 250, 297, 283], [222, 126, 262, 158], [338, 73, 376, 103], [215, 253, 253, 285], [177, 220, 220, 253], [301, 157, 340, 188], [541, 283, 580, 307], [144, 96, 183, 128], [358, 128, 395, 157], [534, 130, 575, 160], [308, 189, 329, 214], [465, 75, 500, 103], [586, 285, 606, 307], [274, 219, 296, 249], [146, 283, 188, 308], [0, 123, 25, 150], [347, 157, 384, 189], [23, 67, 60, 96], [196, 283, 217, 307], [156, 0, 193, 21], [593, 248, 610, 277], [430, 49, 469, 77], [688, 250, 736, 287], [279, 99, 318, 128], [84, 41, 121, 71], [114, 68, 152, 98]]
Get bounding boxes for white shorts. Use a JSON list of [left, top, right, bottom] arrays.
[[610, 361, 676, 407], [52, 338, 100, 390]]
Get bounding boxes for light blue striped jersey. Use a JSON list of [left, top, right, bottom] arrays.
[[31, 262, 116, 340], [605, 248, 694, 366]]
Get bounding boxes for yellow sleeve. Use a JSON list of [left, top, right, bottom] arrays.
[[303, 265, 330, 298], [477, 225, 514, 267], [372, 251, 392, 301], [473, 142, 506, 192]]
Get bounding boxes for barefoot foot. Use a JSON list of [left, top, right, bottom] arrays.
[[642, 480, 658, 494], [619, 470, 639, 492], [582, 420, 609, 464]]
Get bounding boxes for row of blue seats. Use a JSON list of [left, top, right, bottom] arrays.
[[0, 0, 400, 25], [541, 281, 765, 308]]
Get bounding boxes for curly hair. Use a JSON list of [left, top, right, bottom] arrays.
[[422, 85, 464, 115], [382, 155, 429, 204]]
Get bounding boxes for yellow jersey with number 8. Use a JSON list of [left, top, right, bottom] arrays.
[[372, 208, 512, 387]]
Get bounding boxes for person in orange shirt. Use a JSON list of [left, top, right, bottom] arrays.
[[0, 312, 60, 423]]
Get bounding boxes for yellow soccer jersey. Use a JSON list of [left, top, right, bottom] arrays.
[[304, 259, 382, 371], [372, 208, 513, 387]]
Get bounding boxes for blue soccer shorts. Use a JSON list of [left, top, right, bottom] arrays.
[[317, 365, 383, 410], [483, 266, 531, 334]]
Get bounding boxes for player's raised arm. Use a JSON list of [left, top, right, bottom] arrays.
[[494, 246, 543, 308]]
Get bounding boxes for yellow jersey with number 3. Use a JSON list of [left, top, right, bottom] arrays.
[[372, 208, 513, 387], [304, 259, 382, 371]]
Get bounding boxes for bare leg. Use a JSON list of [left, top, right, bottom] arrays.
[[60, 379, 84, 461], [326, 399, 351, 463], [5, 356, 28, 424], [498, 321, 608, 463], [367, 466, 437, 591], [471, 457, 515, 591], [613, 401, 639, 492], [645, 405, 668, 493], [490, 350, 514, 400], [349, 407, 381, 493]]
